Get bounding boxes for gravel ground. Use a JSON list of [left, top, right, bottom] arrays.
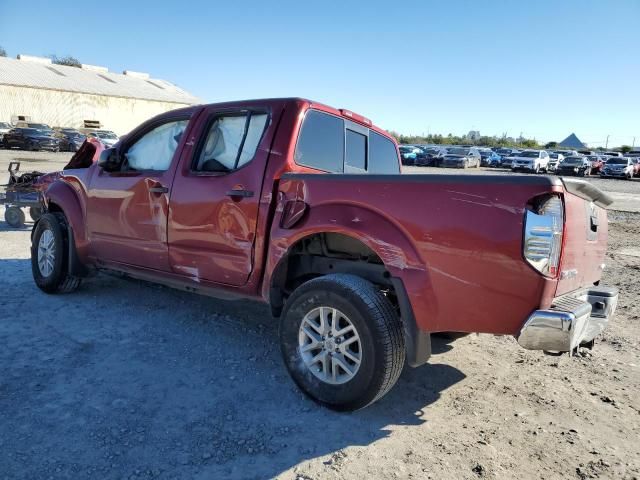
[[1, 149, 639, 479]]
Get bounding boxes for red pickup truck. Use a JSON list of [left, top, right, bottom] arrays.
[[31, 98, 618, 411]]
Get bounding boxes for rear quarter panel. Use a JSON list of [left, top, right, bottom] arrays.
[[268, 174, 563, 335]]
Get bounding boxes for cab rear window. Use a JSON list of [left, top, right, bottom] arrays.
[[294, 110, 400, 174]]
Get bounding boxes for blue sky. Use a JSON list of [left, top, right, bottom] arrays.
[[1, 0, 638, 146]]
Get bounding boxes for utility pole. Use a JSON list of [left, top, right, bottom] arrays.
[[605, 135, 610, 149], [633, 137, 636, 149]]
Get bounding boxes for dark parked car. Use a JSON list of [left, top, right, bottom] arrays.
[[495, 148, 521, 167], [53, 128, 86, 152], [399, 145, 418, 165], [2, 128, 60, 151], [479, 148, 501, 166], [557, 156, 591, 177], [416, 146, 448, 166], [440, 147, 481, 168]]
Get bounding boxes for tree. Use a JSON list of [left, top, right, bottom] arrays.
[[50, 55, 81, 68], [620, 145, 632, 154], [0, 46, 6, 57], [544, 141, 558, 149]]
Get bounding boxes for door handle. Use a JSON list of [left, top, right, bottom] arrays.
[[225, 189, 254, 198], [148, 185, 169, 194]]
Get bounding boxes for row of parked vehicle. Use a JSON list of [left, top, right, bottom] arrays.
[[0, 121, 119, 153], [400, 144, 640, 179]]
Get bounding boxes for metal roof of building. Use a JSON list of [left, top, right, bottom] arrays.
[[558, 133, 586, 149], [0, 56, 200, 105]]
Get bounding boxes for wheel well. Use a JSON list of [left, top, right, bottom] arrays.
[[269, 232, 397, 317], [47, 202, 64, 214]]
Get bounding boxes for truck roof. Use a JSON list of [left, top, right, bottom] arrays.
[[180, 97, 393, 140]]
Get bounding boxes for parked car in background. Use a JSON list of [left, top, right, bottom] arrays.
[[416, 146, 448, 166], [633, 158, 640, 177], [495, 148, 520, 167], [554, 150, 579, 158], [2, 127, 60, 151], [586, 155, 605, 175], [511, 150, 550, 173], [15, 122, 53, 132], [82, 129, 120, 148], [53, 128, 86, 152], [479, 148, 501, 166], [440, 147, 481, 168], [547, 152, 565, 173], [601, 151, 623, 158], [399, 145, 418, 165], [32, 97, 617, 410], [0, 121, 11, 142], [557, 156, 591, 176], [600, 157, 635, 179]]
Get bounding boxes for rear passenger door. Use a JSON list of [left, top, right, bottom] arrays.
[[167, 104, 277, 286]]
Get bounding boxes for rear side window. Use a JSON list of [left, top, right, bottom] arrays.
[[295, 109, 400, 174], [345, 129, 366, 171], [369, 132, 400, 174], [294, 110, 344, 172]]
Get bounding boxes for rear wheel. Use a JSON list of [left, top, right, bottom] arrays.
[[4, 207, 25, 227], [280, 274, 405, 411], [31, 213, 82, 293]]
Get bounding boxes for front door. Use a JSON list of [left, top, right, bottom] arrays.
[[168, 104, 277, 286], [86, 115, 193, 271]]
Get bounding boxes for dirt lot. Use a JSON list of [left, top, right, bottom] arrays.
[[1, 150, 639, 479]]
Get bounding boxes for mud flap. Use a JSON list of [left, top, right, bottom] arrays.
[[391, 277, 431, 367]]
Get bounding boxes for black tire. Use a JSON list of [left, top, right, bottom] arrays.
[[31, 212, 82, 294], [4, 207, 25, 227], [280, 274, 405, 411], [29, 206, 43, 221]]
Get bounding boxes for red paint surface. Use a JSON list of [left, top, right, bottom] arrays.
[[43, 98, 608, 335]]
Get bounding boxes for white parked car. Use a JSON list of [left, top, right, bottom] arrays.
[[547, 152, 565, 172], [0, 121, 11, 143], [511, 150, 550, 173], [82, 129, 120, 148]]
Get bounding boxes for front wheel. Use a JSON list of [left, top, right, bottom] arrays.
[[31, 213, 82, 293], [280, 274, 405, 411]]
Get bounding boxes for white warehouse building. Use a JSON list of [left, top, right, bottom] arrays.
[[0, 54, 200, 135]]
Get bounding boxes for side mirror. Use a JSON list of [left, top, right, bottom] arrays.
[[97, 148, 123, 172]]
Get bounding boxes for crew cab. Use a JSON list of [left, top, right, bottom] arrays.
[[31, 98, 618, 411], [511, 150, 550, 173]]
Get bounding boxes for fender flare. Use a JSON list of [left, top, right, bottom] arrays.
[[43, 180, 91, 270]]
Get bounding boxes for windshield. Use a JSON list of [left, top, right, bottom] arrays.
[[606, 158, 627, 165], [518, 151, 539, 158], [20, 128, 40, 134], [399, 146, 413, 153], [563, 157, 584, 165], [27, 123, 50, 129], [0, 122, 10, 129], [448, 148, 469, 155], [549, 153, 560, 159], [496, 149, 513, 155]]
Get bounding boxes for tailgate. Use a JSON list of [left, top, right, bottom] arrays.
[[556, 179, 613, 296]]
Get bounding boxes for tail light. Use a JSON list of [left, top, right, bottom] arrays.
[[523, 194, 564, 277]]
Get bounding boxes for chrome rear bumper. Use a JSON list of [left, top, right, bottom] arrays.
[[517, 286, 618, 352]]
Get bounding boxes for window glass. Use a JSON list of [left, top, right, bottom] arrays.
[[126, 120, 188, 171], [369, 132, 400, 174], [295, 110, 344, 172], [238, 114, 268, 167], [345, 129, 366, 171], [194, 113, 267, 172]]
